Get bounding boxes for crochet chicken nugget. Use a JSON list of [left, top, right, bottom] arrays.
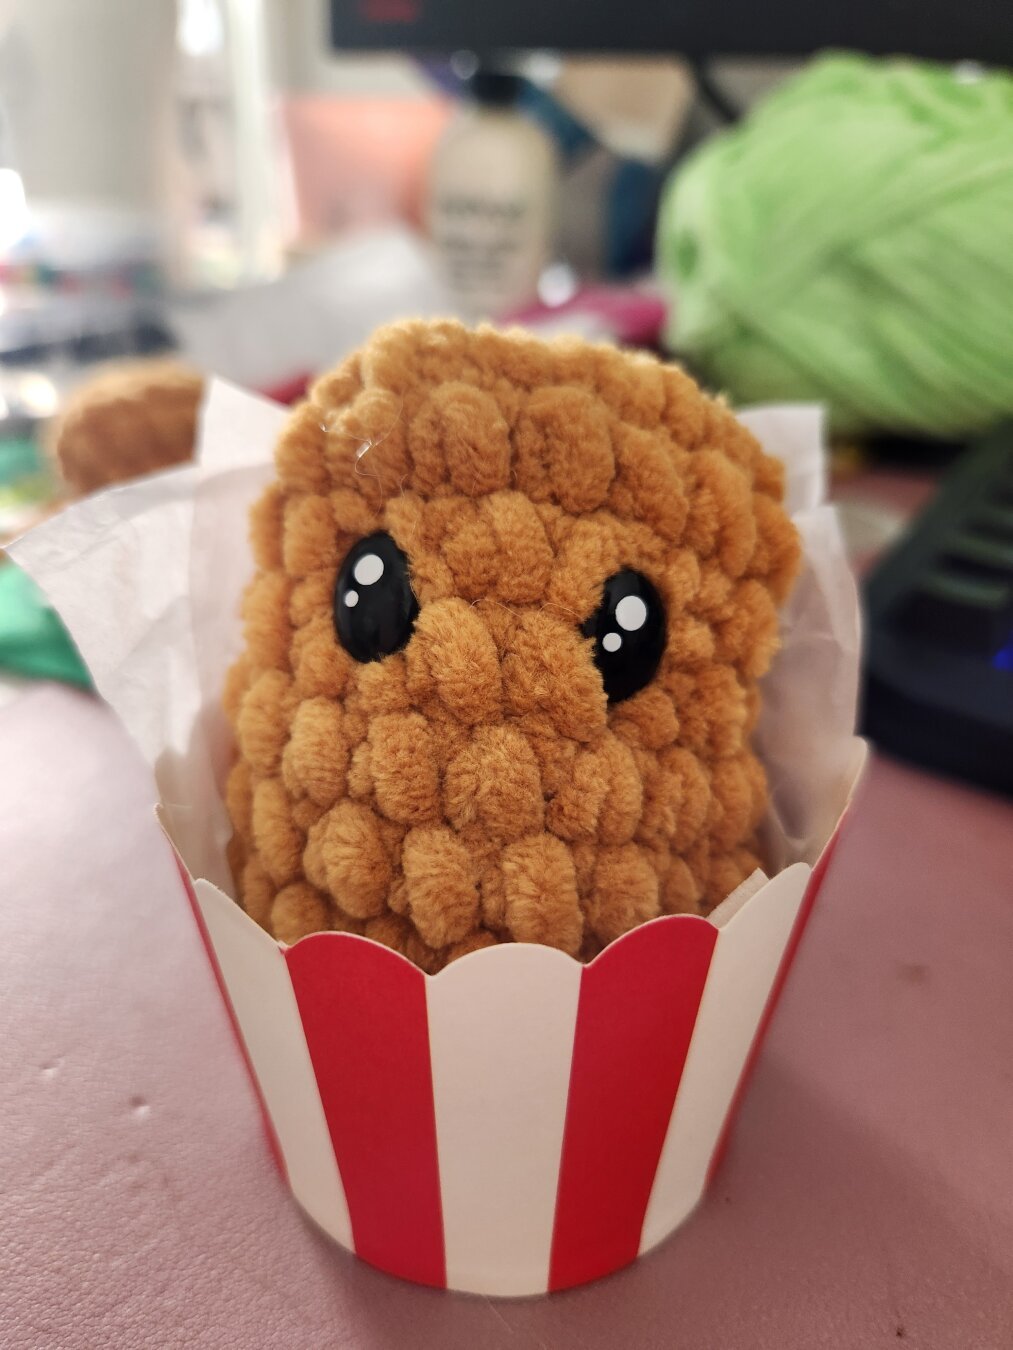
[[224, 320, 800, 971], [49, 358, 202, 495]]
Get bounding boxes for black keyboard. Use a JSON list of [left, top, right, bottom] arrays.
[[862, 424, 1013, 795]]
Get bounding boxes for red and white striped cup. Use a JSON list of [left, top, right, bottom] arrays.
[[173, 813, 853, 1296]]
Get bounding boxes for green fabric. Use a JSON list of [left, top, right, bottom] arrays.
[[0, 436, 42, 482], [0, 435, 58, 536], [657, 54, 1013, 438], [0, 563, 92, 687]]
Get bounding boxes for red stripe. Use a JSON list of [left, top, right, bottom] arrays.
[[706, 816, 849, 1187], [166, 845, 287, 1181], [549, 916, 718, 1291], [285, 934, 446, 1288]]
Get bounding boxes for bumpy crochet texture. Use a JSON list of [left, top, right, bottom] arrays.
[[224, 320, 800, 971]]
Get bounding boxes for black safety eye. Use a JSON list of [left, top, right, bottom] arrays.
[[581, 569, 666, 704], [333, 531, 419, 663]]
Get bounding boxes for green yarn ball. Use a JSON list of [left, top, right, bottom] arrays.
[[657, 54, 1013, 438]]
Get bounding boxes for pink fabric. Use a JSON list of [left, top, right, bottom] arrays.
[[2, 684, 1012, 1348]]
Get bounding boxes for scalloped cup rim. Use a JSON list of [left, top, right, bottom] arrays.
[[161, 800, 862, 983], [159, 727, 867, 982]]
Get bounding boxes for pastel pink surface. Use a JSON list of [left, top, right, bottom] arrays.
[[2, 685, 1012, 1349]]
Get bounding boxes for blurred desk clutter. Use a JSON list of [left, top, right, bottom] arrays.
[[862, 424, 1013, 794]]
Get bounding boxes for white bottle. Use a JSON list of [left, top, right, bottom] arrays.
[[427, 70, 557, 322]]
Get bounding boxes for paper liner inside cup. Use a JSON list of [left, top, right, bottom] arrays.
[[12, 382, 865, 1295]]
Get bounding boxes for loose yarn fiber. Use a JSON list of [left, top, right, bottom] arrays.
[[658, 54, 1013, 438]]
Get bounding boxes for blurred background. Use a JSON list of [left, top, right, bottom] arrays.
[[0, 0, 1010, 789]]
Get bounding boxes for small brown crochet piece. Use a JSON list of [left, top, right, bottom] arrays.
[[224, 320, 800, 971], [48, 359, 202, 496]]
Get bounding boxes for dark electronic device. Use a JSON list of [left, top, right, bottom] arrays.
[[862, 425, 1013, 795], [329, 0, 1011, 62]]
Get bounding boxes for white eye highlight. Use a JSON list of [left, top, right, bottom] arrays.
[[353, 553, 385, 586], [615, 595, 648, 632], [602, 631, 622, 653], [344, 590, 359, 607]]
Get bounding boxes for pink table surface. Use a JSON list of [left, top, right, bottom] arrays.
[[2, 681, 1012, 1350]]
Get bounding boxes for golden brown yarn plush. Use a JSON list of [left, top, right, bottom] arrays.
[[48, 359, 202, 496], [224, 320, 801, 971]]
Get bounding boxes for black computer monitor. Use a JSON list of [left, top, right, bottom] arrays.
[[330, 0, 1011, 62]]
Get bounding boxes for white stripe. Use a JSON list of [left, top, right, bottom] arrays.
[[194, 879, 353, 1250], [639, 862, 811, 1254], [427, 944, 582, 1296]]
